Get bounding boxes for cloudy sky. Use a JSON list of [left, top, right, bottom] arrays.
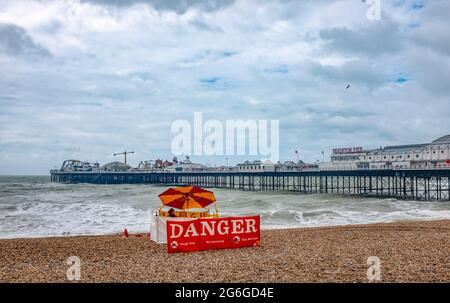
[[0, 0, 449, 174]]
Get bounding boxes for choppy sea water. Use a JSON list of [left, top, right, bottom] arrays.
[[1, 176, 450, 239]]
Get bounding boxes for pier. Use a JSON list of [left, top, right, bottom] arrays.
[[50, 170, 450, 201]]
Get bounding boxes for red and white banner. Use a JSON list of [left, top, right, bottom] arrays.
[[166, 216, 260, 253]]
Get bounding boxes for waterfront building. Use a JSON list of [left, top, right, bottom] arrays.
[[237, 160, 264, 172], [276, 160, 317, 171], [320, 134, 450, 170], [237, 160, 318, 172], [237, 160, 277, 172], [100, 161, 131, 172], [162, 156, 207, 172]]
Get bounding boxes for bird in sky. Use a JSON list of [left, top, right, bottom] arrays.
[[346, 84, 350, 89]]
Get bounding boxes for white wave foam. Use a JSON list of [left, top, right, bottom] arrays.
[[1, 177, 450, 238]]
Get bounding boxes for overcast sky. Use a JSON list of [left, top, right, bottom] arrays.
[[1, 0, 449, 174]]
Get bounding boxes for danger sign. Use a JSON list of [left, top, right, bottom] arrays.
[[166, 216, 260, 253]]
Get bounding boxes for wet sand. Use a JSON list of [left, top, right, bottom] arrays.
[[1, 220, 449, 282]]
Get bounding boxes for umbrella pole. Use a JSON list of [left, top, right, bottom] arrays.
[[214, 202, 218, 218], [157, 205, 163, 216]]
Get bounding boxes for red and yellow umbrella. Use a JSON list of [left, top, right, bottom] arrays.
[[158, 186, 216, 210]]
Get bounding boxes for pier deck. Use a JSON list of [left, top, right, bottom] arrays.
[[50, 170, 450, 201]]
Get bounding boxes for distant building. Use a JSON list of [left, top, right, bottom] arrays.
[[237, 160, 263, 172], [161, 156, 207, 172], [237, 160, 317, 172], [154, 159, 173, 169], [319, 147, 367, 170], [262, 160, 277, 172], [237, 160, 276, 172], [320, 134, 450, 170], [277, 160, 318, 171], [101, 161, 131, 172], [178, 156, 206, 171]]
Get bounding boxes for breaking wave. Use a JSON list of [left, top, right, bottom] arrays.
[[1, 176, 450, 239]]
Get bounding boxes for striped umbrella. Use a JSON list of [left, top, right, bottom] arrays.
[[158, 186, 216, 210]]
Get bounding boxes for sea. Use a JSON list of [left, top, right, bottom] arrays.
[[1, 176, 450, 239]]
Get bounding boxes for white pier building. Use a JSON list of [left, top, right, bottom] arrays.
[[320, 134, 450, 170]]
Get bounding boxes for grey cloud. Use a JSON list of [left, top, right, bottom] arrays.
[[410, 22, 450, 56], [1, 0, 450, 174], [413, 52, 450, 95], [81, 0, 235, 13], [308, 60, 385, 89], [35, 19, 63, 35], [319, 21, 403, 57], [189, 19, 223, 32], [419, 0, 450, 21], [405, 0, 450, 56], [0, 23, 51, 58]]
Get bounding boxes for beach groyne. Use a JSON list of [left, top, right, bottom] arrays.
[[50, 169, 450, 201]]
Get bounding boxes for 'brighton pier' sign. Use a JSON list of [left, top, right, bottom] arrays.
[[332, 147, 364, 154]]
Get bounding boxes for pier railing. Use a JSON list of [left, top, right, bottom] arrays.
[[50, 169, 450, 201]]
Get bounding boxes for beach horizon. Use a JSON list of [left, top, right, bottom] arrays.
[[1, 219, 449, 283]]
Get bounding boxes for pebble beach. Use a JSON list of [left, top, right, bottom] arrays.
[[1, 219, 449, 283]]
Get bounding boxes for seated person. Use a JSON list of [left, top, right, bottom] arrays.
[[168, 208, 177, 217]]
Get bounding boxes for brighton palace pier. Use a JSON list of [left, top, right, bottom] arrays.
[[51, 135, 450, 201]]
